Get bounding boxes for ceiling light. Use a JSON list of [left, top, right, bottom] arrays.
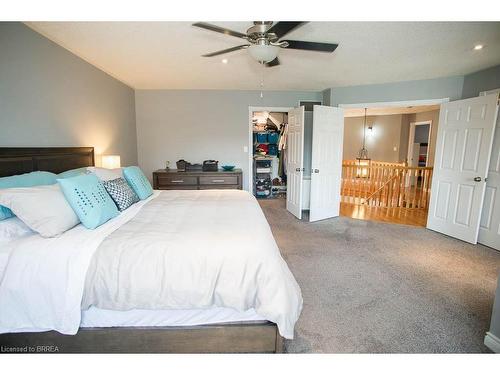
[[474, 44, 484, 50], [221, 58, 228, 64], [248, 44, 279, 63]]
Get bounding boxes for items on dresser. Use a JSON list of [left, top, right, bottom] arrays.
[[153, 169, 242, 190], [176, 159, 187, 171], [202, 160, 218, 172], [176, 160, 203, 172]]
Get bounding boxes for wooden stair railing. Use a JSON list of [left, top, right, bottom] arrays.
[[341, 161, 433, 209], [363, 174, 399, 205]]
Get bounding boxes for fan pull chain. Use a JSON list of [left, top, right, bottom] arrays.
[[260, 62, 265, 98]]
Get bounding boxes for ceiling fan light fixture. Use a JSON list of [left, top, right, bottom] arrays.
[[248, 44, 279, 63]]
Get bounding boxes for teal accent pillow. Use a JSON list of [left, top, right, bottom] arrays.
[[123, 166, 153, 200], [57, 167, 89, 179], [57, 174, 119, 229], [0, 171, 57, 220]]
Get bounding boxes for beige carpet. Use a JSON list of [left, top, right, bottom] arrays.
[[258, 198, 500, 353]]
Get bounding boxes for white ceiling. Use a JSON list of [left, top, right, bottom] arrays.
[[26, 22, 500, 90]]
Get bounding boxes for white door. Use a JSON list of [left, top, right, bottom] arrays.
[[309, 105, 344, 222], [286, 106, 305, 219], [479, 103, 500, 250], [427, 94, 499, 244]]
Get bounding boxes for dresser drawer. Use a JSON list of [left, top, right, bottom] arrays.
[[199, 176, 238, 185], [157, 175, 198, 186], [159, 185, 198, 190], [199, 185, 239, 190]]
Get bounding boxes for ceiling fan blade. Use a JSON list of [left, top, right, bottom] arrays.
[[282, 40, 338, 53], [202, 44, 250, 57], [193, 22, 247, 39], [265, 57, 280, 67], [267, 22, 307, 39]]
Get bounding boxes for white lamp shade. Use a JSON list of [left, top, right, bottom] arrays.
[[101, 155, 121, 169], [248, 44, 279, 63]]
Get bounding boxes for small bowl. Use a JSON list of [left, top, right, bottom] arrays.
[[222, 165, 235, 171]]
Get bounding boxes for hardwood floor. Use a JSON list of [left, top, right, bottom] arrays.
[[340, 202, 428, 227]]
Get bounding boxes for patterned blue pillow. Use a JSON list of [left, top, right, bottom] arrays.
[[103, 177, 139, 211], [123, 166, 153, 200], [57, 174, 119, 229]]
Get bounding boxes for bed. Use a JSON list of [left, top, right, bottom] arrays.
[[0, 147, 302, 353]]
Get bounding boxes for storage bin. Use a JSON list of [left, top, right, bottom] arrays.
[[268, 144, 278, 156], [256, 133, 268, 143], [255, 160, 272, 168], [268, 132, 279, 144], [256, 167, 271, 173]]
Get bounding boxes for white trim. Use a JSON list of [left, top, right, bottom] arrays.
[[338, 98, 449, 109], [407, 120, 433, 167], [248, 106, 293, 192], [479, 88, 500, 96], [484, 332, 500, 353]]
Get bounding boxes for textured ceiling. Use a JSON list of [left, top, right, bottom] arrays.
[[26, 21, 500, 90]]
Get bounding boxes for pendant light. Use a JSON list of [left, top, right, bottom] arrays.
[[356, 108, 371, 178]]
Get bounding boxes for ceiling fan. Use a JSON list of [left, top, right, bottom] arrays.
[[192, 21, 339, 67]]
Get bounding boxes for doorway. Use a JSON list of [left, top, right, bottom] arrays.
[[339, 100, 446, 227], [248, 104, 345, 222], [407, 121, 432, 167], [248, 107, 292, 198]]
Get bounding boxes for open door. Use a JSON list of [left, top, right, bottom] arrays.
[[427, 94, 499, 244], [479, 98, 500, 250], [286, 106, 305, 219], [309, 105, 344, 222]]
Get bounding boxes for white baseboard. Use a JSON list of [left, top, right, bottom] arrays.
[[484, 332, 500, 353]]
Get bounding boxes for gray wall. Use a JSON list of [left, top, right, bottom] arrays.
[[343, 114, 405, 163], [462, 65, 500, 99], [135, 90, 321, 189], [0, 22, 138, 166], [329, 76, 464, 106]]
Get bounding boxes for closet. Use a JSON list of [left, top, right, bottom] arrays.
[[251, 105, 345, 222], [252, 111, 288, 199]]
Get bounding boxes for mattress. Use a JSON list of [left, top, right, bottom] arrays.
[[80, 306, 265, 328]]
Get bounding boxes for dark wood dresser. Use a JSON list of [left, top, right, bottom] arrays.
[[153, 169, 243, 190]]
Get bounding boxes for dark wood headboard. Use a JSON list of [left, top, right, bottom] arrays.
[[0, 147, 95, 177]]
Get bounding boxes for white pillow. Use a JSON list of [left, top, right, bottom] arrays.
[[0, 184, 80, 238], [0, 216, 33, 243], [87, 167, 123, 181]]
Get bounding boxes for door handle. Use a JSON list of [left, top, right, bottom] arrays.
[[473, 177, 482, 182], [313, 169, 319, 173]]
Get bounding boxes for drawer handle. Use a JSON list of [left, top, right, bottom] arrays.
[[212, 179, 225, 183], [171, 180, 184, 183]]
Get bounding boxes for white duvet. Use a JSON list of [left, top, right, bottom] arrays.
[[0, 190, 302, 339]]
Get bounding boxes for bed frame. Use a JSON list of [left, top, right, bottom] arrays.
[[0, 147, 283, 353]]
